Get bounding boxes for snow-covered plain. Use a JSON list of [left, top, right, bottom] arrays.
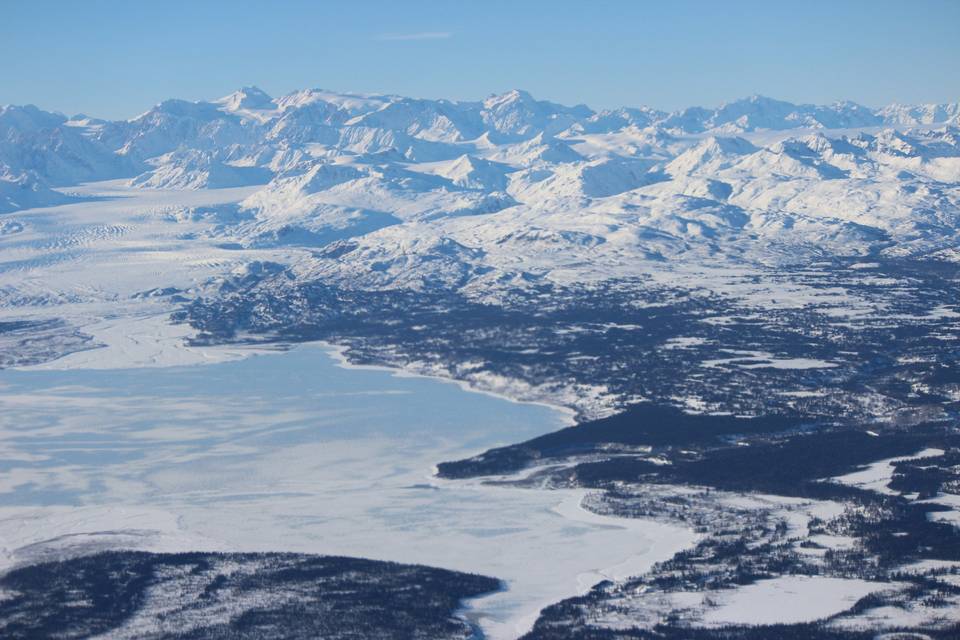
[[701, 575, 897, 626], [829, 448, 946, 496]]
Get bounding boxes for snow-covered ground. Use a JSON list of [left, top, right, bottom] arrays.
[[829, 448, 946, 496], [0, 180, 281, 324], [701, 575, 898, 626]]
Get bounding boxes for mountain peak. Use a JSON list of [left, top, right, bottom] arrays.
[[218, 86, 275, 112], [483, 89, 535, 109], [0, 104, 69, 131]]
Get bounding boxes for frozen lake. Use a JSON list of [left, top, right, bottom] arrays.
[[0, 339, 694, 639]]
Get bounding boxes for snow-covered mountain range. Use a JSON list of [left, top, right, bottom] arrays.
[[2, 88, 959, 288]]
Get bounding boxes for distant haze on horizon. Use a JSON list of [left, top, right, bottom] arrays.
[[2, 0, 958, 120]]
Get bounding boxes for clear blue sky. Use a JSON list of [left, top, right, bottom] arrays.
[[2, 0, 958, 119]]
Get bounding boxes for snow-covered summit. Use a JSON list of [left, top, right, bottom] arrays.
[[660, 95, 884, 134], [481, 89, 593, 139], [217, 86, 275, 113]]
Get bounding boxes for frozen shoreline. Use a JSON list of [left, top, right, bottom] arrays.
[[456, 489, 698, 640], [319, 339, 579, 429], [2, 329, 696, 640], [20, 310, 579, 429]]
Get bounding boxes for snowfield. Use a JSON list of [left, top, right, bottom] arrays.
[[701, 575, 898, 626]]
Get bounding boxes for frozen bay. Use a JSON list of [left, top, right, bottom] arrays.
[[0, 340, 695, 639]]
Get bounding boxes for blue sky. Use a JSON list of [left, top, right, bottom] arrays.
[[2, 0, 958, 119]]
